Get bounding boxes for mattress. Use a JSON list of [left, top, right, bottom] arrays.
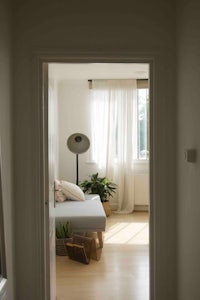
[[55, 194, 106, 232]]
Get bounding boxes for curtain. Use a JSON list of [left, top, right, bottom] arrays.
[[91, 79, 137, 213]]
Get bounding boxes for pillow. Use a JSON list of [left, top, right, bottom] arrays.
[[55, 190, 67, 202], [59, 180, 85, 201], [54, 180, 67, 202], [54, 179, 61, 191]]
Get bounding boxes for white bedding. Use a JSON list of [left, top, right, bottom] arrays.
[[55, 194, 106, 232]]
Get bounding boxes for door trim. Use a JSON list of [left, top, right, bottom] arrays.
[[34, 52, 155, 300], [0, 144, 7, 299]]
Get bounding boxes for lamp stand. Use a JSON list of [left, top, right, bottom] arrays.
[[67, 133, 90, 185], [76, 153, 79, 185]]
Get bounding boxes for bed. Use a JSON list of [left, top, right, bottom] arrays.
[[55, 194, 106, 247]]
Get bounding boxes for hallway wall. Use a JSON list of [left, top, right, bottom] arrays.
[[177, 1, 200, 299], [0, 0, 15, 299], [13, 0, 176, 299]]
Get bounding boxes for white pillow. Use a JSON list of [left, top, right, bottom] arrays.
[[54, 179, 67, 202], [59, 180, 85, 201], [54, 179, 61, 191], [55, 190, 67, 202]]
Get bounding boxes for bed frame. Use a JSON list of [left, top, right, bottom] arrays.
[[55, 194, 106, 247]]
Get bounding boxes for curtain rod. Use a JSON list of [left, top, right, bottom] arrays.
[[88, 79, 148, 89], [88, 79, 148, 81]]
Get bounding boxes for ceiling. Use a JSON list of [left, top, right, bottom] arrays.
[[49, 63, 149, 81]]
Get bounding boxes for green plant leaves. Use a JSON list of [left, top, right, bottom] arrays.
[[56, 222, 72, 239], [79, 173, 117, 202]]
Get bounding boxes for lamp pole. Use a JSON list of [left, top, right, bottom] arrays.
[[76, 153, 79, 185]]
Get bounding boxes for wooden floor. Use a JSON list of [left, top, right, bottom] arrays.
[[56, 212, 149, 300]]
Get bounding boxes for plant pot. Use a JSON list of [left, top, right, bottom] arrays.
[[56, 237, 73, 256], [102, 201, 112, 217]]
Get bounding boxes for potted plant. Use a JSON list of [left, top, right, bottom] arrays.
[[79, 173, 117, 216], [56, 222, 73, 256]]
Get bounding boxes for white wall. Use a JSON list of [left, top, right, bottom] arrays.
[[57, 79, 149, 208], [57, 80, 93, 182], [49, 77, 59, 179], [177, 1, 200, 299], [0, 0, 15, 299], [13, 0, 176, 299], [134, 174, 149, 206]]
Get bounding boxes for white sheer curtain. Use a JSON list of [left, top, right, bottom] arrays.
[[91, 79, 137, 213]]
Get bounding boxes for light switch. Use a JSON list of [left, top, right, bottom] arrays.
[[184, 149, 196, 163]]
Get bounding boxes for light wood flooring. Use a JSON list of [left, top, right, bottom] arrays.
[[56, 212, 149, 300]]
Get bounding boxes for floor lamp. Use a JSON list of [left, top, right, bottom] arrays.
[[67, 133, 90, 185]]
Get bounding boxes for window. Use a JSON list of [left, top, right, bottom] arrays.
[[137, 81, 149, 160], [90, 79, 149, 168]]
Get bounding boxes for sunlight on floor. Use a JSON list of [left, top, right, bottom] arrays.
[[104, 214, 149, 245]]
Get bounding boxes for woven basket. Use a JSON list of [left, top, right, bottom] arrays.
[[56, 238, 73, 256]]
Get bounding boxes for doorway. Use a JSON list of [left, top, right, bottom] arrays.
[[49, 63, 149, 299], [44, 60, 153, 299]]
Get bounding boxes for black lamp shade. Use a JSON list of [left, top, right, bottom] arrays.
[[67, 133, 90, 185], [67, 133, 90, 154]]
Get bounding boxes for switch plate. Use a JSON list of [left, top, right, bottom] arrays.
[[184, 149, 196, 163]]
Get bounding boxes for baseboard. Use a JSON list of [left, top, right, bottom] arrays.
[[110, 203, 149, 212], [134, 205, 149, 211]]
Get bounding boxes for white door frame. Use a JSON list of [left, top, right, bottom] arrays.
[[36, 53, 155, 300]]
